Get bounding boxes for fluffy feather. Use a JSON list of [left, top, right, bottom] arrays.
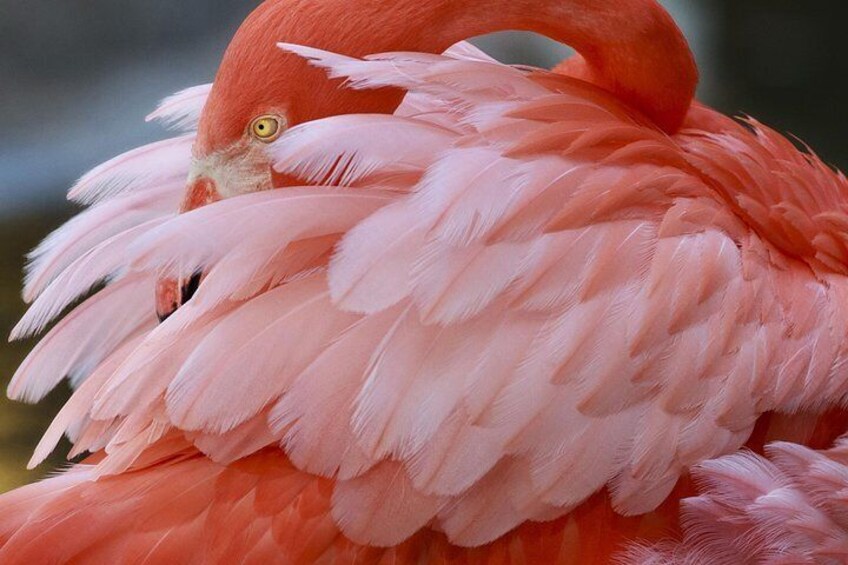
[[22, 182, 182, 302], [8, 275, 157, 403], [68, 135, 194, 204], [145, 83, 212, 132], [271, 114, 458, 186], [622, 443, 848, 564]]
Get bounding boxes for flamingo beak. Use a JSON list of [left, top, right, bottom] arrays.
[[155, 175, 221, 322]]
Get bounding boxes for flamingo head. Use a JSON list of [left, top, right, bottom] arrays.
[[154, 2, 405, 320]]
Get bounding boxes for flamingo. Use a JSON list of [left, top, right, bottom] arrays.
[[2, 0, 847, 562]]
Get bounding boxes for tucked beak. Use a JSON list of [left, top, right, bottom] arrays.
[[179, 175, 221, 214], [155, 272, 203, 323], [155, 175, 221, 322]]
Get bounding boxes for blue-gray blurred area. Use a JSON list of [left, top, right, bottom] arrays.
[[0, 0, 262, 216], [0, 0, 845, 489]]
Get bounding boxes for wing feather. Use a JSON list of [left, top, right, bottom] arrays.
[[68, 135, 194, 204]]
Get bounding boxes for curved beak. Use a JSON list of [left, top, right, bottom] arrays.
[[155, 175, 221, 322]]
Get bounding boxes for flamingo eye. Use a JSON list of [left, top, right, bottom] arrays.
[[249, 115, 285, 142]]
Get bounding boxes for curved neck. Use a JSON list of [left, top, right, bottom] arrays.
[[202, 0, 698, 151], [444, 0, 699, 133], [273, 0, 698, 133]]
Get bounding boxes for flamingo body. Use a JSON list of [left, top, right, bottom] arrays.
[[2, 0, 847, 562]]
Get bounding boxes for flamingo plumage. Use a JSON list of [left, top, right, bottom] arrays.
[[3, 0, 848, 562]]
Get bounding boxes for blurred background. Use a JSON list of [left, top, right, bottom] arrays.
[[0, 0, 845, 491]]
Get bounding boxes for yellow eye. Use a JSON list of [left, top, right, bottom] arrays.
[[250, 115, 284, 142]]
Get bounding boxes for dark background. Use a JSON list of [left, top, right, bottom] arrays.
[[0, 0, 845, 490]]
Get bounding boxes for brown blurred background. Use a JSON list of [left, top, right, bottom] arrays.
[[0, 0, 845, 491]]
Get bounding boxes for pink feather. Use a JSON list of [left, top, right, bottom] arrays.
[[68, 135, 194, 204], [145, 83, 212, 132], [8, 275, 157, 403]]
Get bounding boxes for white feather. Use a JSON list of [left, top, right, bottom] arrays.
[[145, 83, 212, 132]]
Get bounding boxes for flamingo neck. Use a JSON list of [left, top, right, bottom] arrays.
[[427, 0, 698, 133], [304, 0, 697, 132], [489, 0, 698, 133]]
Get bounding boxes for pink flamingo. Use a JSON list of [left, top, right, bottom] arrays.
[[2, 0, 847, 562]]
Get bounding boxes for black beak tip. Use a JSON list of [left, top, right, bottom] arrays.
[[156, 271, 203, 325], [180, 272, 203, 305]]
